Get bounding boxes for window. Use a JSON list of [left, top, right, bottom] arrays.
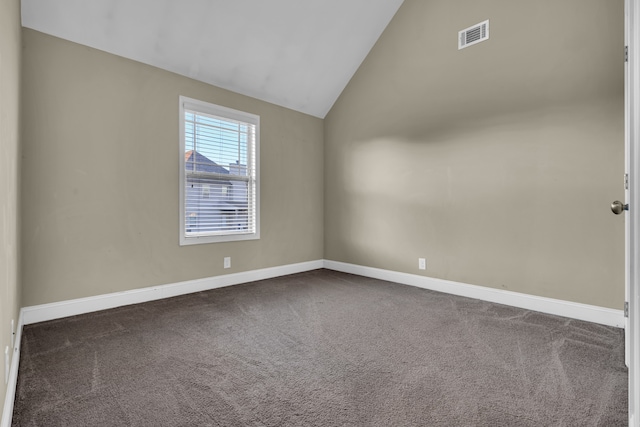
[[179, 96, 260, 245]]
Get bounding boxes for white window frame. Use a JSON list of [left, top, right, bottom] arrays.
[[179, 96, 260, 245]]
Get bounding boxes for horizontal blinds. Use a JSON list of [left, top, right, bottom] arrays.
[[184, 109, 257, 236]]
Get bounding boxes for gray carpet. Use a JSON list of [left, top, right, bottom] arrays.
[[12, 269, 628, 426]]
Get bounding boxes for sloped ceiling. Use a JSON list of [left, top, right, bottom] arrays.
[[21, 0, 405, 118]]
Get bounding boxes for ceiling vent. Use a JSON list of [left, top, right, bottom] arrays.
[[458, 20, 489, 50]]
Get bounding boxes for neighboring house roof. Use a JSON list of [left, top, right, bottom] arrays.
[[185, 150, 230, 175]]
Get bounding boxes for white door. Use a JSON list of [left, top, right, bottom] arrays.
[[624, 1, 639, 426], [625, 0, 632, 371]]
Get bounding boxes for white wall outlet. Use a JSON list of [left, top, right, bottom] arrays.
[[224, 257, 231, 269], [4, 346, 9, 384], [10, 319, 14, 349], [419, 258, 426, 270]]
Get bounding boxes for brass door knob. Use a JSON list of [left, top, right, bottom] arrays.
[[611, 200, 628, 215]]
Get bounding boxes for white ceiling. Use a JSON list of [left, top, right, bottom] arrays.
[[21, 0, 404, 118]]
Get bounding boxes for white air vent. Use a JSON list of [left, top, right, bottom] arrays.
[[458, 20, 489, 50]]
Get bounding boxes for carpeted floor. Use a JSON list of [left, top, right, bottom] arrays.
[[12, 269, 628, 426]]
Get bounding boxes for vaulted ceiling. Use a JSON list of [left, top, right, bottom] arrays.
[[21, 0, 405, 118]]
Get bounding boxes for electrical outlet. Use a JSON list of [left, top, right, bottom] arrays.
[[224, 257, 231, 269], [418, 258, 426, 270]]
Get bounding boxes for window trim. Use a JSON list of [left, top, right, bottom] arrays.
[[179, 96, 260, 245]]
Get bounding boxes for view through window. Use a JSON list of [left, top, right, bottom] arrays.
[[179, 97, 259, 245]]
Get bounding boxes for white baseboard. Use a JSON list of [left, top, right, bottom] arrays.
[[1, 311, 23, 427], [21, 258, 625, 328], [323, 260, 625, 328], [21, 260, 324, 325]]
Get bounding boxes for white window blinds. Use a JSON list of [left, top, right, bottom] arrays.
[[179, 97, 260, 245]]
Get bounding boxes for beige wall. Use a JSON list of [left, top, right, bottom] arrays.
[[21, 29, 324, 306], [0, 0, 21, 409], [17, 0, 627, 311], [325, 0, 625, 309]]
